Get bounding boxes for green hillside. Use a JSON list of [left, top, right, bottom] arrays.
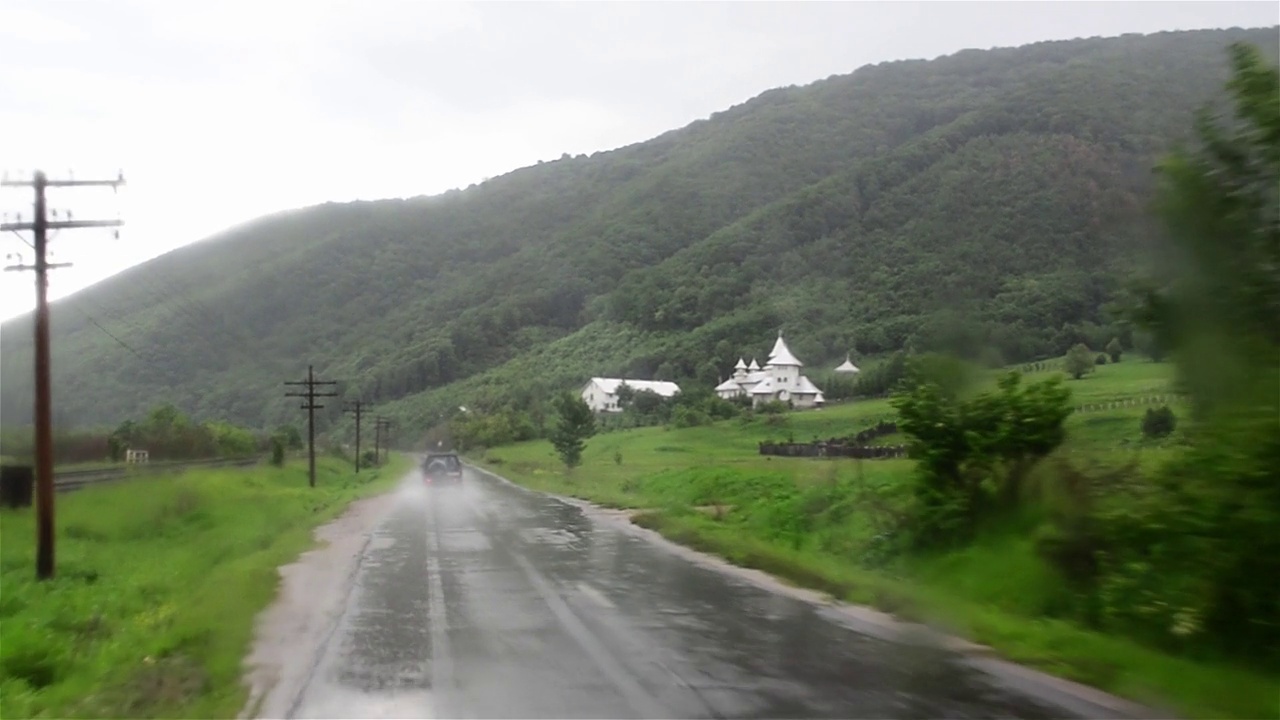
[[2, 26, 1276, 437]]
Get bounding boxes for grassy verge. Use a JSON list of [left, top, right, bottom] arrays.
[[0, 453, 410, 719], [472, 360, 1278, 719]]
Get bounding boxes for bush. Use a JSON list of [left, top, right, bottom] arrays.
[[758, 400, 789, 415], [1095, 353, 1108, 365], [269, 437, 285, 467], [672, 406, 711, 428], [1141, 406, 1177, 439], [1105, 337, 1123, 362]]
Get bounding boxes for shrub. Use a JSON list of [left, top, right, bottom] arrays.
[[1141, 406, 1177, 439], [269, 437, 285, 467]]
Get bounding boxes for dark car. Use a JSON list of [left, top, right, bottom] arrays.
[[422, 452, 463, 485]]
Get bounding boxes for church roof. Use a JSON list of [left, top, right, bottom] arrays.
[[835, 356, 860, 373], [748, 358, 760, 371], [769, 342, 803, 367], [714, 378, 742, 392], [750, 377, 778, 394], [734, 358, 747, 370], [766, 332, 803, 367], [768, 333, 788, 360], [794, 376, 822, 395]]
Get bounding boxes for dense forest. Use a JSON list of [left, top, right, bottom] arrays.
[[1, 26, 1275, 440]]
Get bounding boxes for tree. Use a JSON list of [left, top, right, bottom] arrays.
[[1088, 44, 1280, 662], [892, 367, 1072, 547], [548, 392, 596, 468], [1064, 343, 1094, 379], [1105, 337, 1123, 362], [274, 424, 304, 450], [1144, 41, 1280, 417], [614, 382, 636, 408]]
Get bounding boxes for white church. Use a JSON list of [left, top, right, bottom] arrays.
[[714, 333, 826, 409]]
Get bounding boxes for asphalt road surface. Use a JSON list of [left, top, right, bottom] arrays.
[[284, 466, 1146, 720]]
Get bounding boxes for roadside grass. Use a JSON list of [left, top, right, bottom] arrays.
[[475, 359, 1279, 719], [0, 453, 410, 719]]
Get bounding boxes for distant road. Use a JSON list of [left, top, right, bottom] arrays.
[[273, 466, 1155, 720]]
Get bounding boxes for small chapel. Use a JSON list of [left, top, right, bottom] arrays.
[[714, 332, 825, 409]]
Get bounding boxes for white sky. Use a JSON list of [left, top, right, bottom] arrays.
[[1, 1, 1276, 321]]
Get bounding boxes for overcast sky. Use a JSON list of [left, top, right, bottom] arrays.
[[1, 1, 1276, 321]]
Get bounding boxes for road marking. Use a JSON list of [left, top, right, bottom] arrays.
[[425, 505, 458, 719], [578, 581, 616, 609], [509, 550, 668, 719]]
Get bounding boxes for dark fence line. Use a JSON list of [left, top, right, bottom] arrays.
[[758, 442, 908, 459], [759, 421, 906, 460]]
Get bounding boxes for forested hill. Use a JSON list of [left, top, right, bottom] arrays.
[[1, 26, 1276, 436]]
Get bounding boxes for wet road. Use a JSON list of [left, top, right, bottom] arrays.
[[285, 466, 1140, 719]]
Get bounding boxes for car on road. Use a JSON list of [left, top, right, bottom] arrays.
[[422, 452, 463, 485]]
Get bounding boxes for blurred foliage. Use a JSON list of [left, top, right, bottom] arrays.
[[892, 363, 1073, 548], [1040, 43, 1280, 667]]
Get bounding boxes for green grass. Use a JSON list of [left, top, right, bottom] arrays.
[[0, 453, 410, 719], [475, 359, 1280, 719]]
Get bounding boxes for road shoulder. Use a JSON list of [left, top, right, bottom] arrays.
[[239, 486, 401, 719]]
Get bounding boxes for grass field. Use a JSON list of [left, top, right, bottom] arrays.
[[475, 358, 1279, 719], [0, 453, 410, 719]]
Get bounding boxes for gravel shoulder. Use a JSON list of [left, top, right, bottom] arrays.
[[239, 483, 405, 719]]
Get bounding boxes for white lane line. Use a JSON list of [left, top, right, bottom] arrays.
[[509, 550, 668, 719], [425, 505, 458, 719]]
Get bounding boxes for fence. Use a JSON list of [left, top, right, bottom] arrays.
[[52, 456, 261, 493], [1073, 395, 1180, 414], [759, 421, 906, 460]]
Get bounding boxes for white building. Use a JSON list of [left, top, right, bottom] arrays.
[[714, 333, 825, 409], [580, 377, 682, 413]]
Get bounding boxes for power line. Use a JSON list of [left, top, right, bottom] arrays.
[[67, 301, 147, 362]]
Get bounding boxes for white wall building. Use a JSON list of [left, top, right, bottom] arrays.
[[580, 377, 682, 413], [714, 333, 825, 409]]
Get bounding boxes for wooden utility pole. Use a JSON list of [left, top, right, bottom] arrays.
[[373, 416, 392, 466], [344, 399, 364, 472], [284, 365, 338, 487], [2, 169, 124, 580]]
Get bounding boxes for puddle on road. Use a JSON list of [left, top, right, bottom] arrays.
[[518, 527, 581, 547]]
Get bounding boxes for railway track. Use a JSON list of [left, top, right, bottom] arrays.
[[52, 456, 262, 492]]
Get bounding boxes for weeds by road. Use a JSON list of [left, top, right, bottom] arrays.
[[0, 454, 409, 719]]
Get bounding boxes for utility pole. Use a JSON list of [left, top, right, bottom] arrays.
[[3, 169, 124, 581], [344, 399, 364, 472], [373, 416, 392, 466], [284, 365, 338, 487]]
